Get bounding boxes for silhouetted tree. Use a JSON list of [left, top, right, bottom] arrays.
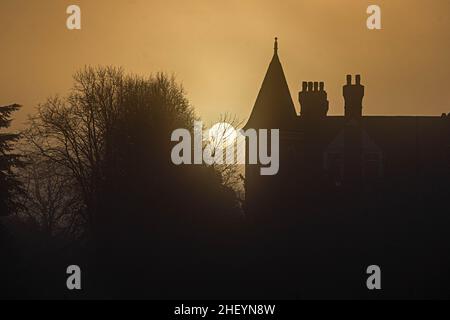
[[207, 113, 245, 207], [25, 67, 126, 233], [0, 104, 23, 216], [20, 66, 243, 298], [25, 66, 241, 235], [17, 154, 85, 239], [0, 104, 24, 298]]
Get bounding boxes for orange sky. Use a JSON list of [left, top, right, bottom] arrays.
[[1, 0, 450, 129]]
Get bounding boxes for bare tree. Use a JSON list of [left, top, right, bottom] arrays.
[[23, 67, 132, 231], [18, 153, 85, 239], [23, 66, 198, 235], [206, 113, 245, 208]]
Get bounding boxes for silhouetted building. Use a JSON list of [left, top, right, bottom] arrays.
[[245, 39, 450, 226]]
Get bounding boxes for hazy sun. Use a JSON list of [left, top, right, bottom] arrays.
[[208, 122, 238, 148]]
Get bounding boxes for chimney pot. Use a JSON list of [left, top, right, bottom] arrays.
[[346, 75, 352, 85], [302, 81, 307, 91]]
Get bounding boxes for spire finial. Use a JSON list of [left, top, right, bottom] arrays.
[[274, 37, 278, 54]]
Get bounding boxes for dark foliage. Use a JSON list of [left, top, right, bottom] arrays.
[[2, 67, 243, 299], [0, 104, 23, 216]]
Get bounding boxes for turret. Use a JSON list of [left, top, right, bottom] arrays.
[[245, 38, 297, 130]]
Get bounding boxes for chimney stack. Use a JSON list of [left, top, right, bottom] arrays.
[[299, 80, 329, 119], [343, 74, 365, 119]]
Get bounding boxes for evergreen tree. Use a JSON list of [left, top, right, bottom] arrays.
[[0, 104, 23, 216]]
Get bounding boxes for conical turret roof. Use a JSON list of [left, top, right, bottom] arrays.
[[245, 38, 297, 129]]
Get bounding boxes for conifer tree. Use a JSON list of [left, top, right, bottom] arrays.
[[0, 104, 23, 216]]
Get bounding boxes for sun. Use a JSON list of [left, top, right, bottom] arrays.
[[207, 122, 238, 148]]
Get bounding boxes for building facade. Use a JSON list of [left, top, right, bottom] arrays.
[[245, 39, 450, 228]]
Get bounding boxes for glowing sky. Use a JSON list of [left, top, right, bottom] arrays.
[[1, 0, 450, 129]]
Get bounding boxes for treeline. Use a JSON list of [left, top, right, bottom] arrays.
[[0, 66, 244, 299]]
